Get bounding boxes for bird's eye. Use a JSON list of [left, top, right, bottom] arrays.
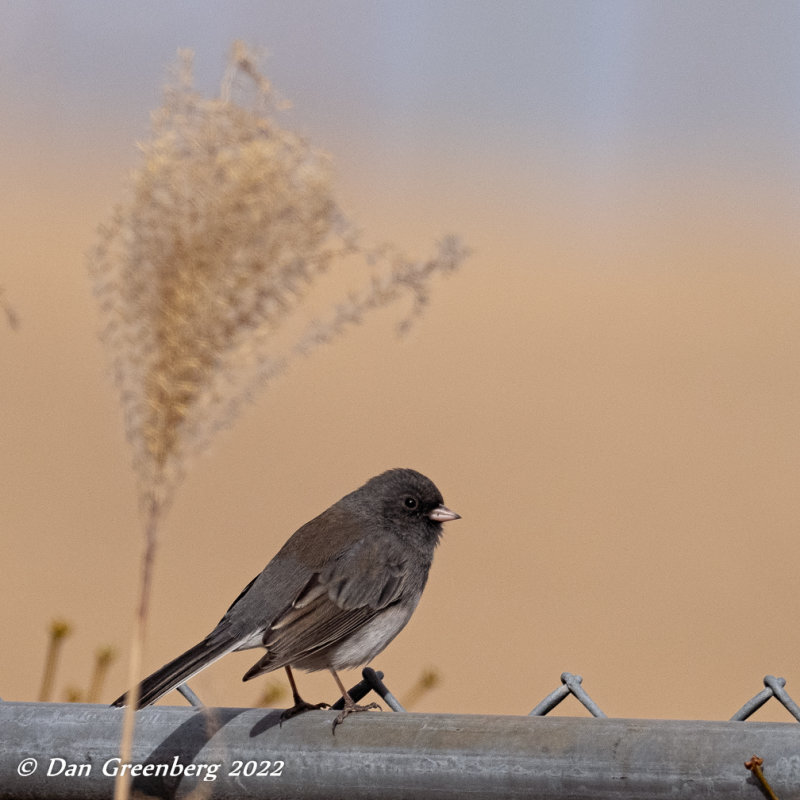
[[403, 496, 419, 511]]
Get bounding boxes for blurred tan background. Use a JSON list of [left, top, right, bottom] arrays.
[[3, 2, 800, 722]]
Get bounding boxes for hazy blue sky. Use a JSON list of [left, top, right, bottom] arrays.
[[4, 2, 800, 178]]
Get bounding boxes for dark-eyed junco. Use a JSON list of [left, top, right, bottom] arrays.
[[111, 468, 459, 728]]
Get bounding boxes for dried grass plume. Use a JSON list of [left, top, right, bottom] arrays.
[[90, 42, 467, 508], [89, 42, 466, 800]]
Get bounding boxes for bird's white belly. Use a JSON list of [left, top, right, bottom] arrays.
[[326, 604, 416, 670]]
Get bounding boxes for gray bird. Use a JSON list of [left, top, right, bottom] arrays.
[[111, 468, 459, 727]]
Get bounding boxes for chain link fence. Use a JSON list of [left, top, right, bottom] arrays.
[[3, 669, 800, 799]]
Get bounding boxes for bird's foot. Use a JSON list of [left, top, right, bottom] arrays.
[[332, 700, 382, 732], [279, 699, 330, 724]]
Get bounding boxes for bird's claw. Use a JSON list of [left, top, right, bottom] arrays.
[[332, 701, 382, 732], [279, 700, 330, 725]]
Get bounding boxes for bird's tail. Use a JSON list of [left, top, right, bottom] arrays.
[[110, 631, 242, 708]]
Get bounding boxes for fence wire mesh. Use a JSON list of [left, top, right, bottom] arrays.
[[165, 668, 800, 723]]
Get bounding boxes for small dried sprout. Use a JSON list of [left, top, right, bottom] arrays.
[[0, 285, 20, 330], [89, 41, 468, 512], [255, 679, 288, 708], [64, 687, 83, 703], [39, 619, 73, 702], [88, 646, 117, 703], [402, 666, 442, 709]]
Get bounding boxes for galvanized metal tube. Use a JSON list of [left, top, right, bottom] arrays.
[[2, 702, 800, 799]]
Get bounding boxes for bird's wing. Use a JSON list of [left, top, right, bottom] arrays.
[[242, 535, 411, 676], [261, 578, 379, 661], [313, 532, 409, 610], [220, 573, 259, 619], [220, 505, 406, 635], [213, 507, 362, 638]]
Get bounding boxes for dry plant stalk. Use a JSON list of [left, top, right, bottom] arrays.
[[88, 646, 117, 703], [89, 42, 467, 800], [38, 619, 72, 702]]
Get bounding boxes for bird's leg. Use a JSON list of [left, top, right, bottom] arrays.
[[279, 666, 330, 722], [330, 668, 381, 731]]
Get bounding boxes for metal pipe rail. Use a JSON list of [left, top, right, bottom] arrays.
[[1, 702, 799, 799]]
